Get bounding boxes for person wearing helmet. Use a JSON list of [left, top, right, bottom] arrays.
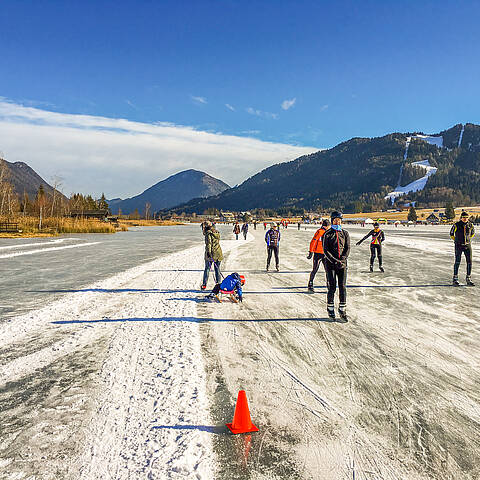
[[322, 211, 350, 321], [201, 221, 223, 290], [206, 272, 245, 302], [307, 218, 331, 292], [356, 221, 386, 272], [265, 223, 281, 271], [450, 211, 475, 286]]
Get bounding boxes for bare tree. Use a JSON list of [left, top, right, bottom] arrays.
[[50, 175, 63, 217], [145, 202, 151, 220]]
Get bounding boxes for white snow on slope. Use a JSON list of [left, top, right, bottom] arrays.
[[458, 124, 465, 147], [411, 134, 443, 148], [385, 134, 442, 204], [385, 159, 437, 203]]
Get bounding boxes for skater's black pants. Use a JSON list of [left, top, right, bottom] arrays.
[[324, 263, 347, 309], [370, 244, 382, 267], [309, 253, 324, 284], [267, 246, 279, 268], [211, 283, 221, 295], [454, 244, 472, 276]]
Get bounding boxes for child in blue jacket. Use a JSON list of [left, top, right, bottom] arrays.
[[206, 273, 245, 301]]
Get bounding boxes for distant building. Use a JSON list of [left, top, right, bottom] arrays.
[[426, 213, 440, 223], [69, 209, 109, 220]]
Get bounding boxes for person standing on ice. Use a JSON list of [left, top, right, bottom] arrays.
[[450, 211, 475, 286], [356, 222, 385, 272], [201, 221, 223, 290], [307, 219, 330, 292], [233, 222, 240, 240], [322, 211, 350, 321], [265, 223, 281, 271], [241, 222, 249, 240]]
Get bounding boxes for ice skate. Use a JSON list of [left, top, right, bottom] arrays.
[[308, 283, 315, 293], [338, 309, 349, 322], [466, 276, 475, 286], [379, 266, 384, 273], [453, 276, 460, 286]]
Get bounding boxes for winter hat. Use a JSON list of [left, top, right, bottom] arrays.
[[373, 222, 380, 227], [330, 211, 343, 221], [461, 211, 469, 218]]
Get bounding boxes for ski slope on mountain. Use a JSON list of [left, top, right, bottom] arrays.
[[385, 134, 442, 203]]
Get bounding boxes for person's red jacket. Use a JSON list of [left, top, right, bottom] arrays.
[[309, 227, 327, 254]]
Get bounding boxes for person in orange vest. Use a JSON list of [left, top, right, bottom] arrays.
[[307, 219, 330, 292], [356, 222, 385, 272]]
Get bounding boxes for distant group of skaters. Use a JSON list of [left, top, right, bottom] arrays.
[[200, 210, 475, 321]]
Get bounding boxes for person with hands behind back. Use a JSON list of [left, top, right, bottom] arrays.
[[322, 211, 350, 321]]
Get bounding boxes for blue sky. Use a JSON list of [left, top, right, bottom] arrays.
[[0, 0, 479, 196]]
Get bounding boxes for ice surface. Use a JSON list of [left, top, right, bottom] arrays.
[[2, 225, 479, 479]]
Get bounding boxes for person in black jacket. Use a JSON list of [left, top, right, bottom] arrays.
[[450, 211, 475, 286], [322, 211, 350, 321], [356, 222, 386, 272], [265, 224, 281, 271]]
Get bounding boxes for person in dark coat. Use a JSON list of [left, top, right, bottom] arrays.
[[450, 211, 475, 286], [322, 211, 350, 321], [265, 223, 281, 271]]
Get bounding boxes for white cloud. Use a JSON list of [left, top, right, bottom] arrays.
[[281, 98, 296, 110], [0, 100, 317, 198], [225, 103, 235, 111], [191, 95, 207, 105], [246, 107, 279, 120], [320, 104, 329, 111]]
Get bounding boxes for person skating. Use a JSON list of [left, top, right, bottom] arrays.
[[307, 219, 330, 292], [253, 221, 257, 230], [206, 273, 245, 302], [356, 222, 386, 272], [201, 221, 223, 290], [241, 222, 249, 240], [233, 222, 240, 240], [322, 211, 350, 321], [265, 223, 281, 271], [450, 211, 475, 286]]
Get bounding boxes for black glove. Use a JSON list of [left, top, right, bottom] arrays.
[[356, 241, 361, 246], [307, 252, 313, 259]]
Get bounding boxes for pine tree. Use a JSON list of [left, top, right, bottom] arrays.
[[407, 206, 417, 222], [445, 202, 455, 220]]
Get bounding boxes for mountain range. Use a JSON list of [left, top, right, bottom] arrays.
[[108, 169, 230, 214], [0, 159, 64, 200], [167, 123, 480, 214]]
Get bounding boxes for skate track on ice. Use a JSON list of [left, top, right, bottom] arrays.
[[201, 225, 480, 479], [1, 225, 479, 479]]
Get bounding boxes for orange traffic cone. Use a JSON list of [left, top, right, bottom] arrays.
[[226, 390, 259, 434]]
